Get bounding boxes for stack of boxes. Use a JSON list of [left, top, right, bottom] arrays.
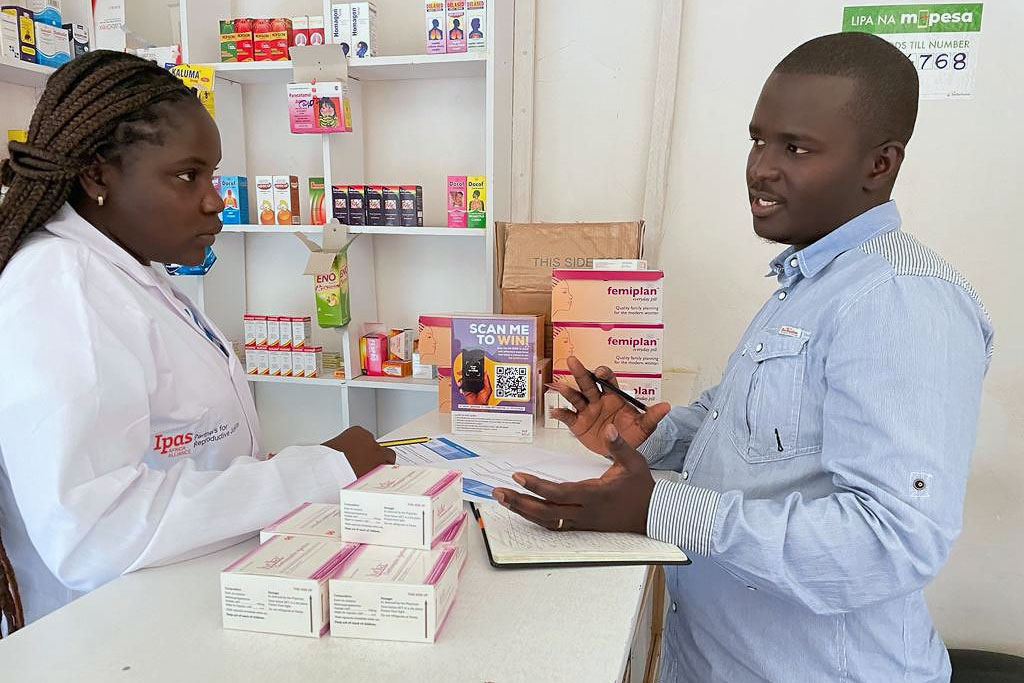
[[425, 0, 486, 54], [2, 2, 87, 68], [219, 16, 325, 62], [332, 184, 423, 227], [221, 465, 468, 642], [329, 2, 376, 58], [548, 264, 665, 424], [243, 314, 323, 378], [359, 326, 415, 377]]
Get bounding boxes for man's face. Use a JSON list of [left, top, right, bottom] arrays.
[[747, 72, 875, 247]]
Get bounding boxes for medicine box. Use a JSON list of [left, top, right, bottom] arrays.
[[279, 317, 293, 348], [332, 184, 349, 224], [0, 12, 18, 62], [266, 316, 281, 347], [290, 15, 309, 49], [244, 314, 268, 345], [294, 346, 323, 378], [552, 369, 662, 406], [213, 175, 249, 224], [260, 502, 341, 543], [399, 185, 422, 227], [445, 0, 466, 53], [364, 185, 384, 226], [27, 0, 58, 27], [328, 543, 459, 643], [551, 269, 664, 324], [309, 15, 325, 45], [330, 3, 351, 56], [466, 175, 485, 228], [382, 185, 401, 226], [255, 345, 270, 375], [2, 7, 36, 63], [347, 185, 366, 225], [254, 17, 291, 62], [255, 176, 274, 225], [309, 177, 326, 225], [593, 259, 648, 270], [446, 175, 467, 228], [552, 322, 664, 375], [245, 345, 259, 375], [382, 359, 412, 377], [221, 535, 357, 637], [291, 316, 312, 348], [466, 0, 485, 52], [424, 0, 446, 54], [273, 175, 300, 225], [219, 19, 252, 62], [339, 464, 463, 550], [34, 21, 69, 67], [350, 1, 376, 58]]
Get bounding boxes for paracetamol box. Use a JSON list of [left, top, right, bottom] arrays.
[[261, 503, 341, 544], [552, 322, 664, 375], [445, 0, 466, 53], [553, 369, 662, 406], [328, 544, 459, 643], [339, 465, 462, 550], [255, 344, 270, 375], [245, 345, 259, 375], [291, 316, 312, 348], [551, 269, 664, 324], [221, 535, 357, 638], [465, 0, 485, 52], [424, 0, 446, 54], [330, 3, 351, 56]]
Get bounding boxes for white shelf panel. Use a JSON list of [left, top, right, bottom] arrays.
[[348, 375, 437, 392], [347, 226, 485, 237], [207, 53, 486, 84], [247, 374, 346, 387], [0, 58, 54, 88], [221, 224, 324, 234]]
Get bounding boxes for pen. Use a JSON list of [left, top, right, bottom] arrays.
[[377, 436, 430, 448], [587, 371, 648, 413]]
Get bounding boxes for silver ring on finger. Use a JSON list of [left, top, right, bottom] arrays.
[[557, 518, 564, 530]]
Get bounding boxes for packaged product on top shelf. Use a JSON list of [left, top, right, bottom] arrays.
[[309, 16, 325, 45], [290, 15, 308, 49], [399, 185, 418, 227], [33, 19, 67, 66], [383, 360, 412, 377], [2, 6, 37, 63], [1, 12, 21, 62], [382, 185, 401, 226], [287, 80, 350, 134], [213, 175, 249, 224], [26, 0, 58, 27], [62, 22, 86, 58], [347, 185, 366, 225], [309, 177, 326, 225], [466, 176, 485, 228], [255, 176, 274, 225], [350, 2, 376, 58], [219, 19, 253, 62], [446, 176, 467, 228], [466, 0, 486, 52], [331, 184, 349, 224], [445, 0, 466, 53], [330, 3, 351, 56], [364, 185, 384, 225], [169, 64, 215, 118], [273, 175, 300, 225], [253, 17, 290, 61], [424, 0, 446, 54]]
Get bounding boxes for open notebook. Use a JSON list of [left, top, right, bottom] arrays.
[[472, 503, 689, 568]]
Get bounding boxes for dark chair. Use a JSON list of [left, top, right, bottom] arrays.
[[950, 649, 1024, 682]]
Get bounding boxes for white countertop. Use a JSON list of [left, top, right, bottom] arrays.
[[0, 412, 652, 682]]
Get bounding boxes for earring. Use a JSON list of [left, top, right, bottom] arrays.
[[97, 195, 104, 206]]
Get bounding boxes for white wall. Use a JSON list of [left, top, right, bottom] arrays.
[[529, 0, 1023, 656]]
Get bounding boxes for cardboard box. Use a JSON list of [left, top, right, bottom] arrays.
[[424, 0, 446, 54], [332, 184, 349, 224], [466, 175, 485, 229], [273, 175, 300, 225], [399, 185, 418, 227], [552, 322, 663, 375], [260, 502, 341, 543], [350, 1, 376, 58], [279, 317, 293, 348], [551, 269, 664, 324], [552, 369, 662, 406], [382, 185, 401, 226], [244, 314, 267, 345], [330, 3, 351, 56], [328, 544, 459, 643], [466, 0, 485, 52], [255, 344, 270, 374], [436, 511, 469, 575], [2, 7, 35, 62], [363, 332, 387, 375], [388, 328, 413, 361], [339, 465, 463, 549], [27, 0, 58, 27], [255, 176, 275, 225], [213, 175, 249, 224], [383, 359, 412, 377], [347, 185, 366, 225], [309, 177, 326, 225], [221, 535, 356, 638], [438, 367, 452, 413], [232, 18, 254, 61], [295, 345, 323, 377], [244, 345, 259, 375], [1, 13, 21, 62], [297, 226, 354, 328], [309, 15, 325, 45], [291, 316, 312, 348], [412, 352, 437, 379], [288, 81, 347, 134], [445, 0, 466, 53], [266, 316, 281, 347], [495, 221, 645, 356], [364, 185, 383, 226], [418, 313, 545, 366], [219, 19, 250, 62], [446, 175, 466, 228], [290, 15, 309, 50], [34, 20, 68, 67], [451, 315, 537, 443]]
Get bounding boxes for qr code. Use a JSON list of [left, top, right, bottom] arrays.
[[493, 364, 529, 400]]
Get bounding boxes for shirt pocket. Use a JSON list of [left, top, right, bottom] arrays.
[[742, 328, 820, 463]]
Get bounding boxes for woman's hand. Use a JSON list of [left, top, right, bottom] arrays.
[[322, 426, 395, 478]]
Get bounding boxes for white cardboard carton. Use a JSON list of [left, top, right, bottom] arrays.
[[260, 502, 341, 544]]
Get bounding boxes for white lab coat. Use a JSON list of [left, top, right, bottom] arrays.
[[0, 204, 355, 625]]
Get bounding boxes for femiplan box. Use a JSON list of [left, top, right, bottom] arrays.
[[340, 465, 462, 549], [221, 535, 357, 637], [329, 544, 460, 643], [260, 502, 341, 543]]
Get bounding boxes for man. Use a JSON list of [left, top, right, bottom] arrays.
[[492, 32, 993, 682]]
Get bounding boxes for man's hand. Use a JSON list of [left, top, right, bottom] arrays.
[[322, 426, 395, 478], [459, 371, 492, 405], [551, 356, 670, 458], [491, 423, 655, 534]]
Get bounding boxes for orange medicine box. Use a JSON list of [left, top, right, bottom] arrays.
[[551, 269, 664, 325], [552, 322, 664, 375]]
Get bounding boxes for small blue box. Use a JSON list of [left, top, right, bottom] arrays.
[[214, 175, 250, 224]]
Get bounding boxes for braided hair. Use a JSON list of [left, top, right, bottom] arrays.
[[0, 49, 195, 637]]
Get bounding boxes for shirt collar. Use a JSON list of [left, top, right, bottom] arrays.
[[768, 201, 902, 280]]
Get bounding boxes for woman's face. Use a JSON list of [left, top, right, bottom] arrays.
[[86, 99, 224, 266]]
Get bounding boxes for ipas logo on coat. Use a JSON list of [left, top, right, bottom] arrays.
[[153, 431, 194, 457]]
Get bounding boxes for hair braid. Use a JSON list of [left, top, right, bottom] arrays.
[[0, 50, 194, 277], [0, 49, 195, 636]]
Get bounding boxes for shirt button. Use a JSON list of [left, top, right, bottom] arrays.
[[789, 257, 799, 268], [777, 291, 787, 300], [741, 349, 747, 356], [711, 410, 719, 420], [681, 470, 689, 481], [755, 343, 764, 353], [671, 602, 678, 612]]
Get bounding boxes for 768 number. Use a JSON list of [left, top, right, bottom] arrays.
[[905, 52, 968, 70]]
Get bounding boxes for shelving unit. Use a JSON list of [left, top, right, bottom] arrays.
[[176, 0, 513, 446], [0, 59, 55, 88]]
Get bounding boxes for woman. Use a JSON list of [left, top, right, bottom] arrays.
[[0, 51, 394, 634]]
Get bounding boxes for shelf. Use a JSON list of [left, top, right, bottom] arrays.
[[347, 226, 485, 237], [221, 225, 324, 234], [0, 58, 54, 88], [208, 53, 486, 84], [247, 374, 346, 387], [348, 375, 437, 392]]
